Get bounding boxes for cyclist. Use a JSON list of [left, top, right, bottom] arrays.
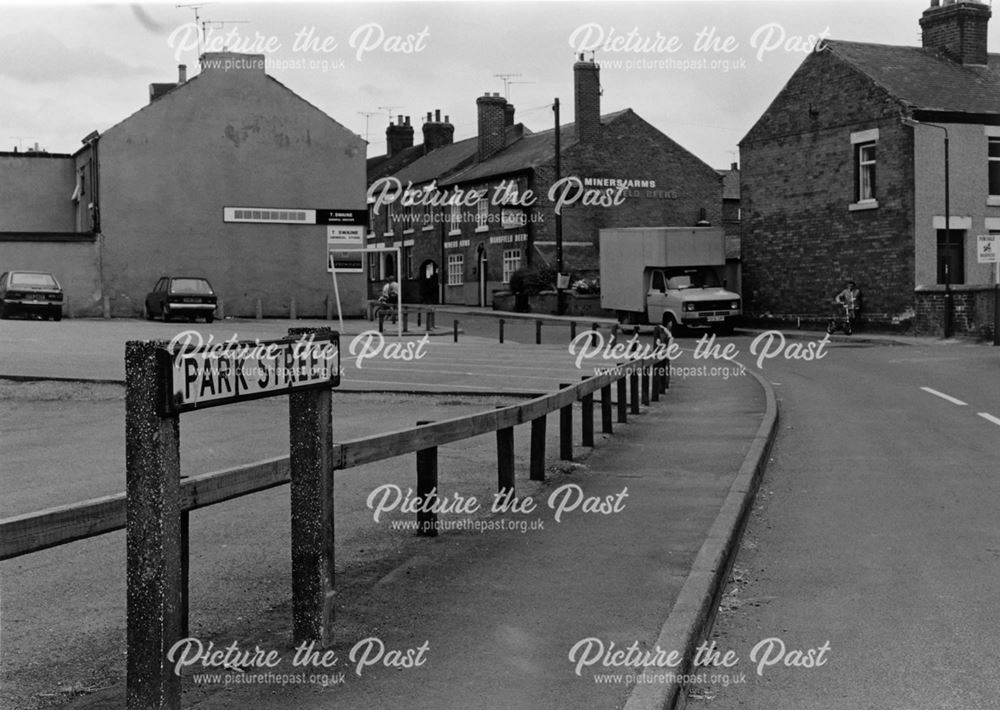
[[378, 277, 400, 323], [835, 280, 862, 326]]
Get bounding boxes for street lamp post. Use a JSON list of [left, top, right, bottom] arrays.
[[903, 116, 952, 338]]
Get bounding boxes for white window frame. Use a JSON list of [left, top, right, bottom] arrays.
[[476, 199, 489, 232], [447, 253, 464, 286], [384, 202, 395, 236], [502, 248, 522, 284], [448, 203, 461, 235], [987, 128, 1000, 205], [849, 129, 879, 211]]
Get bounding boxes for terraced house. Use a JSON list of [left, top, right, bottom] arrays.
[[741, 0, 1000, 336], [366, 57, 723, 308]]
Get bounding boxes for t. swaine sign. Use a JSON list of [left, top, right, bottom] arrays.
[[159, 333, 340, 415]]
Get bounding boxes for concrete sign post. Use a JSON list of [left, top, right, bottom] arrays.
[[125, 340, 183, 710], [288, 328, 336, 645], [124, 328, 340, 708]]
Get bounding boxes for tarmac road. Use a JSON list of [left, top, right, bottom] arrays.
[[687, 338, 1000, 708]]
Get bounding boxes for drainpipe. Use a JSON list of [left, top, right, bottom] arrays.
[[81, 130, 105, 317]]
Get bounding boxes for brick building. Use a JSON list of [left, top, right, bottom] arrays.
[[741, 0, 1000, 336], [0, 53, 366, 318], [366, 57, 723, 307]]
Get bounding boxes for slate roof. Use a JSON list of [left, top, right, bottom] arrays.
[[440, 110, 631, 186], [824, 40, 1000, 114], [391, 134, 482, 186], [367, 144, 426, 184]]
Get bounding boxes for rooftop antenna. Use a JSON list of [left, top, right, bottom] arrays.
[[201, 18, 250, 51], [176, 3, 211, 56], [377, 105, 404, 123], [357, 111, 379, 143], [495, 73, 535, 101]]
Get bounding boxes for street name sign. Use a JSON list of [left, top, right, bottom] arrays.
[[159, 334, 340, 415]]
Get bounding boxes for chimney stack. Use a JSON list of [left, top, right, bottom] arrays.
[[422, 109, 455, 152], [477, 92, 508, 161], [386, 115, 414, 157], [574, 54, 601, 143], [920, 0, 991, 65], [504, 102, 515, 127]]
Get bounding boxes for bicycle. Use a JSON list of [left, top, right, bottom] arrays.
[[374, 297, 398, 325], [826, 301, 855, 336]]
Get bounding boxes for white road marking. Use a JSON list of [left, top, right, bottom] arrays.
[[920, 387, 968, 406], [977, 412, 1000, 427]]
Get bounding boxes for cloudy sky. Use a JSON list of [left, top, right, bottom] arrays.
[[2, 0, 994, 168]]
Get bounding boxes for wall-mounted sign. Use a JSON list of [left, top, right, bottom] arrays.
[[489, 232, 528, 244], [578, 178, 678, 200], [224, 207, 368, 227], [977, 234, 999, 264]]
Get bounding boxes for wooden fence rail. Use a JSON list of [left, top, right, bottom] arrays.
[[0, 343, 671, 709], [1, 358, 665, 561]]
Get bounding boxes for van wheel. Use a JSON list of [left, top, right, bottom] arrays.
[[663, 313, 678, 335]]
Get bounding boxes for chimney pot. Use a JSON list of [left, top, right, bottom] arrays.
[[422, 110, 454, 151], [504, 102, 515, 127], [386, 115, 415, 156], [178, 64, 187, 83]]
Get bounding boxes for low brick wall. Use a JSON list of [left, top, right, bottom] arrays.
[[915, 285, 999, 339], [493, 291, 612, 317]]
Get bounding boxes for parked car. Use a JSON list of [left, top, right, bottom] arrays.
[[0, 270, 64, 320], [145, 276, 217, 323]]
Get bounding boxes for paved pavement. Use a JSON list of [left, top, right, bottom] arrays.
[[41, 347, 771, 710]]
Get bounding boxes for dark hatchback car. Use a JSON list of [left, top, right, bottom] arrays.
[[145, 276, 217, 323], [0, 271, 64, 320]]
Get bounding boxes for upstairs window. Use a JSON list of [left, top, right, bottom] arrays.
[[476, 199, 489, 231], [989, 138, 1000, 196], [849, 128, 879, 211], [856, 142, 876, 202]]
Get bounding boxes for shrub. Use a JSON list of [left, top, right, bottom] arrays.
[[509, 266, 557, 296]]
